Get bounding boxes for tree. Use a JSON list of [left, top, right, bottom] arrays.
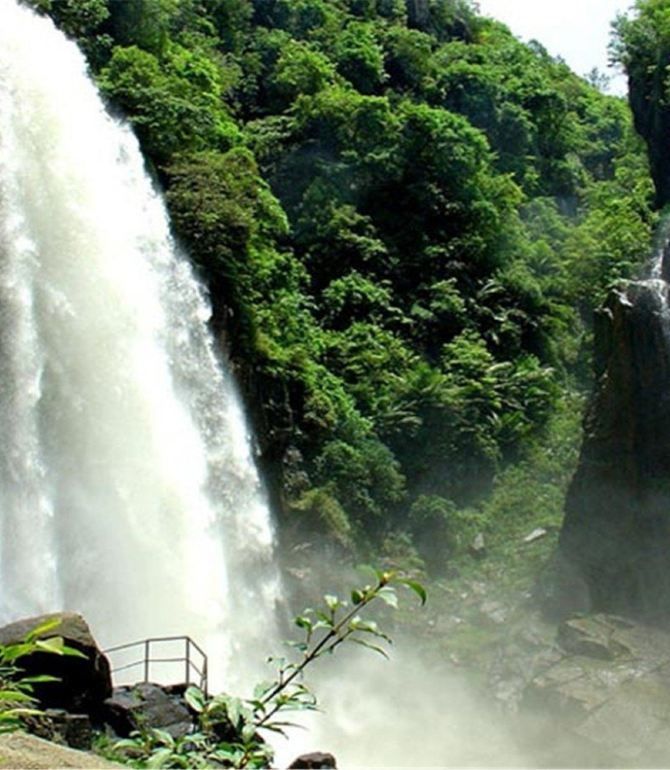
[[98, 44, 241, 162], [612, 0, 670, 205], [334, 22, 386, 94]]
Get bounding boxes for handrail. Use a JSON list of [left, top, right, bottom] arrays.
[[104, 636, 208, 694]]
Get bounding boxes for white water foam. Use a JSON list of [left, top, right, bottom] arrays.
[[0, 0, 279, 690]]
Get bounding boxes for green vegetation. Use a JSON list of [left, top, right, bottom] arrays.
[[29, 0, 657, 573], [106, 571, 425, 768], [612, 0, 670, 206]]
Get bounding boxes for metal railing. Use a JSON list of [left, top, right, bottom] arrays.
[[104, 636, 208, 694]]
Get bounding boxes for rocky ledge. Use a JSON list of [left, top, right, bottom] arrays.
[[491, 611, 670, 766]]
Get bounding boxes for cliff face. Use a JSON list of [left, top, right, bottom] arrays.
[[628, 77, 670, 208], [559, 278, 670, 618]]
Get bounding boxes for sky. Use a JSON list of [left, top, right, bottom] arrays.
[[476, 0, 635, 95]]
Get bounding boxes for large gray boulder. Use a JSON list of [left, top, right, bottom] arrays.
[[0, 613, 112, 718], [558, 279, 670, 618]]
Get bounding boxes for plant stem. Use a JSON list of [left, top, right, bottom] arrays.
[[255, 581, 384, 727]]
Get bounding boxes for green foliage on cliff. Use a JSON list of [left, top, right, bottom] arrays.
[[31, 0, 656, 568], [612, 0, 670, 206]]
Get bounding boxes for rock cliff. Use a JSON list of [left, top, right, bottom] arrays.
[[559, 277, 670, 617]]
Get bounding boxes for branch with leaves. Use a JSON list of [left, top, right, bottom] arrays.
[[111, 569, 426, 769]]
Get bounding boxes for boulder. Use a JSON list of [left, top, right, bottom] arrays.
[[288, 752, 337, 769], [0, 732, 121, 769], [468, 533, 486, 560], [0, 613, 112, 718], [29, 710, 93, 751], [558, 280, 670, 618], [557, 615, 632, 661], [104, 683, 193, 739], [523, 528, 547, 544]]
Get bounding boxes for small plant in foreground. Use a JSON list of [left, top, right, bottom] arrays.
[[111, 569, 426, 768], [0, 618, 86, 733]]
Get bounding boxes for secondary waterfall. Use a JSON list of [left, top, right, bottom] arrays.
[[0, 0, 279, 687]]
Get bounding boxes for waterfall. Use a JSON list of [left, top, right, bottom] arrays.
[[0, 0, 279, 688]]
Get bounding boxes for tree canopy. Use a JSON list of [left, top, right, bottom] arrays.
[[30, 0, 657, 568]]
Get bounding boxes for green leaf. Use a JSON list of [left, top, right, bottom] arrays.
[[34, 638, 65, 655], [1, 643, 33, 663], [349, 617, 392, 643], [151, 728, 175, 748], [252, 681, 273, 700], [0, 707, 42, 718], [312, 620, 331, 632], [0, 690, 34, 703], [226, 696, 242, 728], [60, 645, 87, 659], [184, 686, 206, 713], [19, 675, 59, 684], [113, 738, 143, 751], [210, 746, 240, 762], [287, 641, 308, 653], [146, 747, 174, 768], [376, 586, 399, 609], [25, 618, 62, 642], [351, 637, 390, 659], [294, 615, 313, 632], [260, 723, 288, 737], [398, 578, 427, 605], [314, 611, 334, 627], [262, 720, 303, 729], [351, 589, 364, 605]]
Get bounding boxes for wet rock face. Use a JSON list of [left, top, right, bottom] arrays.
[[559, 281, 670, 618]]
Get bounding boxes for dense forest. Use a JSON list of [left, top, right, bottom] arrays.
[[27, 0, 658, 573]]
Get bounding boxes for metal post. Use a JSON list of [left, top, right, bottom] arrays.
[[185, 638, 190, 685], [144, 639, 150, 682]]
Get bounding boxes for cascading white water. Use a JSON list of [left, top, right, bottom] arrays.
[[0, 0, 279, 688], [639, 212, 670, 336]]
